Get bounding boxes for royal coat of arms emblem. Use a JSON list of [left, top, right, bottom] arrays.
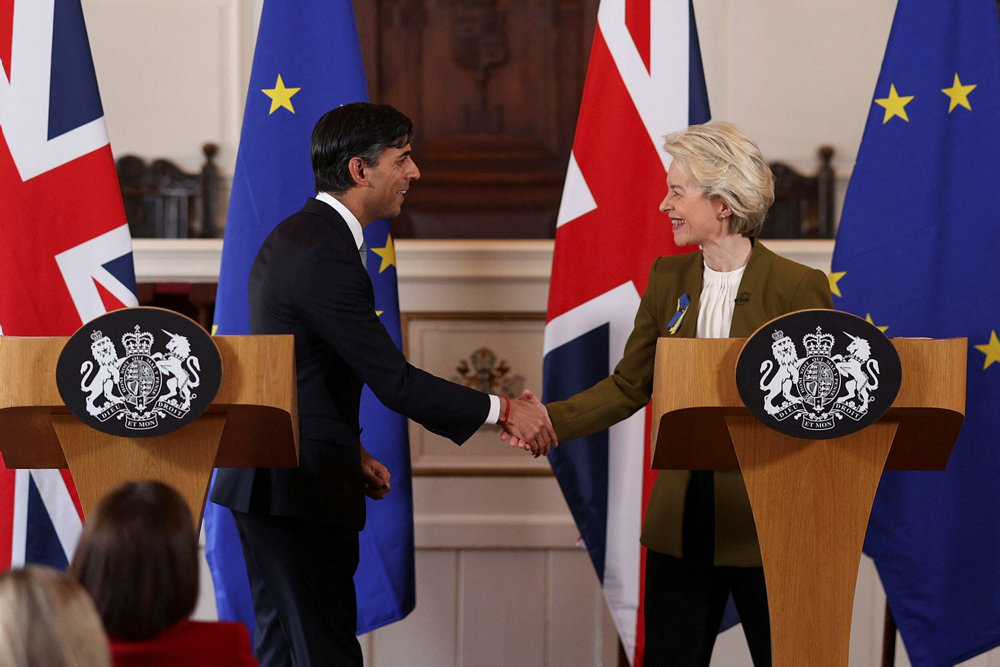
[[58, 307, 222, 437], [736, 309, 901, 439]]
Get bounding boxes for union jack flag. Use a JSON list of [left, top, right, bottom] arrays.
[[0, 0, 137, 569], [543, 1, 709, 663]]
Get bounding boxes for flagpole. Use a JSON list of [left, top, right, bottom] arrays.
[[880, 604, 896, 667]]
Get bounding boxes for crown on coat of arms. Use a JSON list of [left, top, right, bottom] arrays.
[[89, 330, 113, 351], [803, 326, 835, 357], [122, 325, 154, 356]]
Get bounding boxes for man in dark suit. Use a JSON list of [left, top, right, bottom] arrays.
[[211, 102, 556, 666]]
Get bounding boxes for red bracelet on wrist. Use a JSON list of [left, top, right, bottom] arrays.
[[499, 396, 510, 424]]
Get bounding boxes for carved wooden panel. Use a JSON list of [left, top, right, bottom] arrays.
[[353, 0, 598, 238]]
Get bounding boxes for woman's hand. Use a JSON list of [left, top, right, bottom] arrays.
[[500, 389, 557, 456]]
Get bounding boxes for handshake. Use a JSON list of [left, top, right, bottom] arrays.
[[499, 389, 557, 458]]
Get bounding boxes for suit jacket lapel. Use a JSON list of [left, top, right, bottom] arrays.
[[730, 241, 773, 337], [665, 242, 777, 339], [303, 198, 357, 250], [302, 198, 375, 299], [673, 251, 704, 339]]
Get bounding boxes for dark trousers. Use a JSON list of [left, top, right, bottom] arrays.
[[231, 510, 362, 667], [643, 549, 772, 667]]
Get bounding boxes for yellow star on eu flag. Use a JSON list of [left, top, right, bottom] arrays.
[[262, 74, 300, 115], [975, 330, 1000, 369], [941, 73, 976, 113], [865, 314, 888, 333], [875, 84, 914, 123], [829, 271, 846, 298], [371, 235, 397, 273]]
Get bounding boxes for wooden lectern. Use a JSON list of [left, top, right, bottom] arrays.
[[0, 335, 298, 530], [651, 337, 966, 666]]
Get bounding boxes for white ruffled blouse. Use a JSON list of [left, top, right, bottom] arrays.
[[696, 262, 747, 339]]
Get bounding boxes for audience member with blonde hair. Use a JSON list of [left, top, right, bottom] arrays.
[[69, 480, 256, 666], [0, 564, 111, 667]]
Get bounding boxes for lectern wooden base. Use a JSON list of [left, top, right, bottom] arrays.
[[728, 416, 897, 666], [652, 336, 965, 667], [52, 414, 227, 526]]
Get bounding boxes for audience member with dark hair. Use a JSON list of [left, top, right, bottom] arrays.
[[0, 564, 111, 667], [69, 480, 256, 666]]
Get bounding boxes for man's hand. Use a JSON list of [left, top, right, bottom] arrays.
[[500, 389, 558, 457], [361, 445, 391, 500]]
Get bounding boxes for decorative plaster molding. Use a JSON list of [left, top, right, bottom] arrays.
[[132, 238, 834, 287]]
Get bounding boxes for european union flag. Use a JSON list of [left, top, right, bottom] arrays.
[[204, 0, 415, 636], [831, 1, 1000, 664]]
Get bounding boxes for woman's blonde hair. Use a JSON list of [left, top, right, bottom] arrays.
[[662, 121, 774, 237], [0, 565, 111, 667]]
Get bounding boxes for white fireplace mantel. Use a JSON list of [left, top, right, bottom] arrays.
[[132, 238, 835, 314]]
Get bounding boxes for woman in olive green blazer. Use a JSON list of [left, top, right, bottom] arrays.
[[519, 122, 832, 666]]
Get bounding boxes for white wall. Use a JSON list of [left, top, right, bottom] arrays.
[[82, 0, 261, 172], [695, 0, 897, 174]]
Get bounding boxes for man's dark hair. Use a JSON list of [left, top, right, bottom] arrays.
[[68, 480, 198, 641], [311, 102, 413, 194]]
